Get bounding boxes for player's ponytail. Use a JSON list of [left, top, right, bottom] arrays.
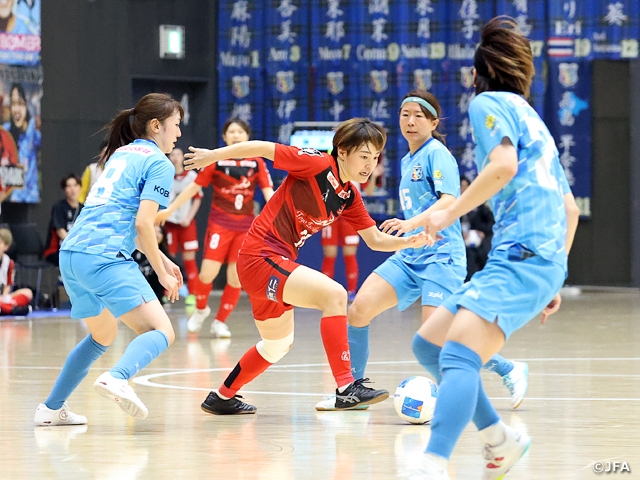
[[98, 93, 184, 168], [474, 16, 534, 98]]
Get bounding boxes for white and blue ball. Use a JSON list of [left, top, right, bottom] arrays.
[[393, 376, 438, 425]]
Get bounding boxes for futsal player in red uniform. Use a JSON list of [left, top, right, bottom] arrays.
[[183, 118, 431, 414], [157, 118, 274, 337]]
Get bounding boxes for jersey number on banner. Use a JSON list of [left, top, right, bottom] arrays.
[[85, 159, 128, 206]]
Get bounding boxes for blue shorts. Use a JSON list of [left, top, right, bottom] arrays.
[[441, 245, 566, 339], [374, 254, 467, 311], [60, 250, 157, 319]]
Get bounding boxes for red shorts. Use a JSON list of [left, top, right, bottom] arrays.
[[165, 221, 199, 257], [204, 223, 248, 263], [237, 252, 301, 321], [321, 218, 360, 247]]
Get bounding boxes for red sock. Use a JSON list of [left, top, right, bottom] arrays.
[[320, 315, 354, 388], [322, 256, 336, 278], [344, 254, 359, 293], [194, 277, 213, 310], [12, 293, 30, 307], [215, 285, 242, 322], [218, 346, 271, 398], [183, 259, 199, 294]]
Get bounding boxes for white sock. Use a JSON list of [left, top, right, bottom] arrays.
[[423, 452, 448, 472], [337, 382, 352, 393], [479, 420, 507, 446], [216, 390, 231, 400]]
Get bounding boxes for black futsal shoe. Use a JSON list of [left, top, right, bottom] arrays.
[[335, 378, 390, 410], [201, 391, 257, 415]]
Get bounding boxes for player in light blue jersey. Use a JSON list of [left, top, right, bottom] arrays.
[[34, 93, 185, 426], [316, 90, 528, 412], [414, 18, 580, 479]]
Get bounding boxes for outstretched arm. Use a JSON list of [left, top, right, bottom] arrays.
[[358, 225, 430, 252], [184, 141, 276, 170]]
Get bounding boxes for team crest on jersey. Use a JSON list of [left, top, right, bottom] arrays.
[[558, 62, 579, 88], [327, 71, 344, 95], [370, 70, 388, 93], [460, 66, 474, 89], [276, 70, 295, 94], [411, 165, 423, 182], [485, 114, 496, 130], [413, 69, 432, 91], [231, 75, 250, 98]]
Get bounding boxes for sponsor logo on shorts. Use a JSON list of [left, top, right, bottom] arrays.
[[266, 275, 280, 302], [154, 185, 170, 197], [427, 291, 444, 300]]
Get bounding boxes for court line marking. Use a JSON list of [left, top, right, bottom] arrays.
[[131, 362, 640, 401]]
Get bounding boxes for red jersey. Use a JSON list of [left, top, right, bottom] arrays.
[[195, 156, 273, 231], [241, 145, 376, 259]]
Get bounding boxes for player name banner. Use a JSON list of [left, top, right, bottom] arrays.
[[218, 0, 265, 140], [0, 0, 40, 66], [545, 60, 591, 218], [0, 64, 41, 204], [586, 0, 639, 60]]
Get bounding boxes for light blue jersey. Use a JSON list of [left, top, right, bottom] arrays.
[[396, 138, 466, 267], [469, 92, 569, 270], [62, 139, 174, 260]]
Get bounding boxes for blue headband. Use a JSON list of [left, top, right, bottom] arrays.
[[401, 96, 438, 118]]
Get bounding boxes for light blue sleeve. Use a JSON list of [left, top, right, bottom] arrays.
[[140, 157, 175, 209], [427, 147, 460, 198], [469, 94, 519, 158]]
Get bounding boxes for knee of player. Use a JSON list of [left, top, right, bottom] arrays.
[[161, 327, 176, 346], [256, 331, 294, 363], [324, 283, 347, 312], [347, 294, 373, 327]]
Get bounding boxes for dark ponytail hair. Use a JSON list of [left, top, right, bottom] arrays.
[[474, 16, 534, 98], [99, 93, 184, 167], [400, 89, 446, 145]]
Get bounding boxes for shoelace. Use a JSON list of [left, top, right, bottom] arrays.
[[503, 376, 516, 394]]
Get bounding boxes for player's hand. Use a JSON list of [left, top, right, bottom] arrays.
[[155, 210, 171, 226], [184, 146, 217, 170], [540, 293, 562, 324], [162, 255, 184, 288], [403, 231, 433, 248], [159, 272, 180, 303], [179, 218, 191, 228], [380, 217, 416, 236], [423, 209, 456, 244]]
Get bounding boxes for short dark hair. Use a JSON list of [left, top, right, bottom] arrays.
[[222, 117, 251, 138], [60, 173, 81, 189]]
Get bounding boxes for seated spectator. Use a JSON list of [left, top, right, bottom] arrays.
[[460, 176, 494, 281], [44, 174, 83, 266], [79, 141, 106, 204], [0, 228, 32, 315]]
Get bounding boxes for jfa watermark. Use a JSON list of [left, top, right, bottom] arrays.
[[593, 461, 631, 474]]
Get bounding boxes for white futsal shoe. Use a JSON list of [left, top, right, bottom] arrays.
[[34, 402, 88, 426], [407, 454, 451, 480], [94, 372, 149, 419], [502, 361, 529, 409], [210, 319, 231, 338], [187, 306, 211, 334], [482, 422, 531, 480]]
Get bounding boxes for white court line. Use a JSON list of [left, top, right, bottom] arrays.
[[131, 365, 640, 401]]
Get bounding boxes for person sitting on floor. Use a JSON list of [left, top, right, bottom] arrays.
[[0, 227, 32, 315]]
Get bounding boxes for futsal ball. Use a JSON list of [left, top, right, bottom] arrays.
[[393, 376, 438, 425]]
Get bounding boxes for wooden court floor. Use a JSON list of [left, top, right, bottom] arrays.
[[1, 290, 639, 479]]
